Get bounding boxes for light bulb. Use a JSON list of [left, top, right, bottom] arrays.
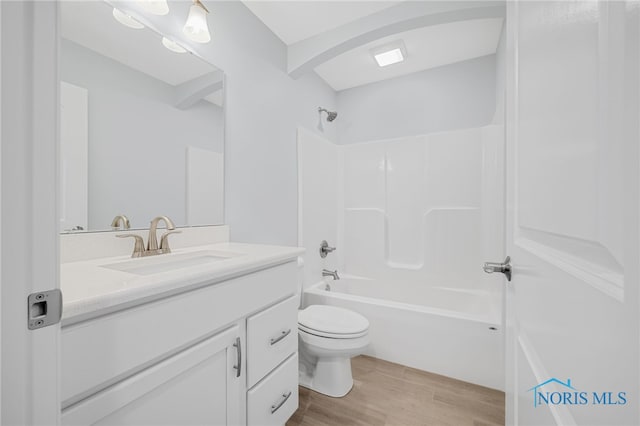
[[183, 2, 211, 44], [112, 8, 144, 29]]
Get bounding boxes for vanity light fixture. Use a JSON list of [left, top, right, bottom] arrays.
[[371, 40, 406, 67], [139, 0, 169, 16], [183, 0, 211, 44], [162, 37, 187, 53], [112, 8, 145, 29]]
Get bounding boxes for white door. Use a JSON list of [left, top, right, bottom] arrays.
[[1, 1, 61, 425], [504, 1, 639, 425]]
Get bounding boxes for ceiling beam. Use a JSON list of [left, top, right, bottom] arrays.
[[174, 70, 224, 110], [287, 1, 505, 79]]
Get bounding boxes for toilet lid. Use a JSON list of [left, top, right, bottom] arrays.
[[298, 305, 369, 336]]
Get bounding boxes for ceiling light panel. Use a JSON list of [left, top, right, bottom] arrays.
[[370, 40, 407, 67]]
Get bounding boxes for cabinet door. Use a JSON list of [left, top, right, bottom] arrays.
[[62, 326, 243, 426]]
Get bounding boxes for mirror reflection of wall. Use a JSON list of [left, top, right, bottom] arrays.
[[59, 1, 224, 232]]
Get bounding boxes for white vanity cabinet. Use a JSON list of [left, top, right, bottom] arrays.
[[61, 259, 300, 426]]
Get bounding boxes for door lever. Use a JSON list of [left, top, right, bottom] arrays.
[[483, 256, 512, 281]]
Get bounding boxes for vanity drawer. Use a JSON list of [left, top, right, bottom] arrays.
[[247, 295, 298, 387], [247, 353, 299, 426]]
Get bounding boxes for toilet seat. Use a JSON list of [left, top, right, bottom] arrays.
[[298, 305, 369, 339], [298, 324, 368, 339]]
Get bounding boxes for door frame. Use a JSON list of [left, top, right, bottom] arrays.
[[1, 1, 61, 424], [504, 2, 517, 423]]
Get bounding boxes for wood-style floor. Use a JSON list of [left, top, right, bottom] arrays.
[[287, 355, 505, 426]]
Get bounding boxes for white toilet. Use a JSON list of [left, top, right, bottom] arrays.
[[297, 304, 370, 397]]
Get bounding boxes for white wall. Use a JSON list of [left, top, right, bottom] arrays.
[[60, 39, 223, 229], [129, 1, 338, 246], [297, 127, 339, 290], [336, 55, 497, 145]]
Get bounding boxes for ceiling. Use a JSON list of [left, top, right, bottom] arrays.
[[316, 17, 504, 91], [243, 1, 402, 45], [60, 1, 222, 104], [243, 1, 504, 91]]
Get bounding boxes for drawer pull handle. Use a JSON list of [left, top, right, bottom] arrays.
[[271, 391, 292, 414], [233, 337, 241, 378], [270, 329, 292, 345]]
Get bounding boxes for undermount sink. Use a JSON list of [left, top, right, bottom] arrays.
[[101, 250, 242, 276]]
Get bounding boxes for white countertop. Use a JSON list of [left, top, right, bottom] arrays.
[[61, 242, 304, 325]]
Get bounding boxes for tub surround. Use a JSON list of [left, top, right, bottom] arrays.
[[297, 126, 505, 391]]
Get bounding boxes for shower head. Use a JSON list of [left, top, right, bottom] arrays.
[[318, 107, 338, 122]]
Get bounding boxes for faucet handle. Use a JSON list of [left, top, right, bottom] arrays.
[[147, 216, 176, 251], [159, 230, 182, 252], [320, 240, 336, 258], [116, 234, 146, 258]]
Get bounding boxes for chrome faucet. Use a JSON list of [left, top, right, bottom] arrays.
[[147, 216, 175, 251], [322, 269, 340, 280], [147, 216, 182, 254], [117, 215, 181, 258], [111, 214, 130, 230]]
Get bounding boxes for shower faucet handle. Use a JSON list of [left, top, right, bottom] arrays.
[[319, 240, 336, 258]]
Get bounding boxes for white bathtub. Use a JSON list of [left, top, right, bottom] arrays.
[[303, 277, 504, 390]]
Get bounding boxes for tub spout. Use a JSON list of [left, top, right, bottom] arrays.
[[322, 269, 340, 280]]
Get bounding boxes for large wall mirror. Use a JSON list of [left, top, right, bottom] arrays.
[[59, 1, 224, 232]]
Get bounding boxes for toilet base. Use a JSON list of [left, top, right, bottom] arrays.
[[299, 356, 354, 397]]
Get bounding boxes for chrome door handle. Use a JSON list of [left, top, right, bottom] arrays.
[[233, 337, 241, 378], [483, 256, 512, 281], [271, 391, 292, 414], [270, 329, 291, 345]]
